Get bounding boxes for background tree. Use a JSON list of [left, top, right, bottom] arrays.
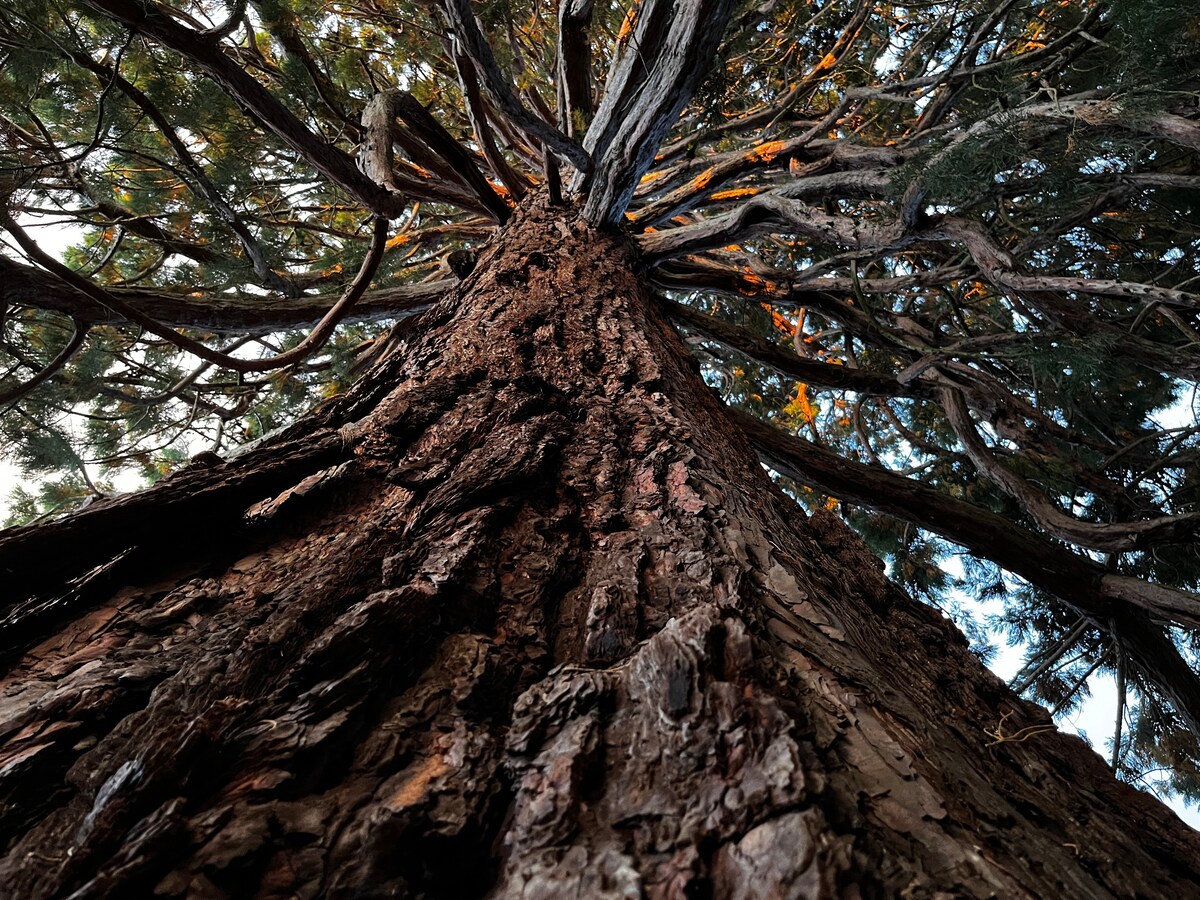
[[1, 0, 1200, 894]]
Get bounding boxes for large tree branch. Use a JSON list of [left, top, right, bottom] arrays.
[[638, 192, 912, 261], [80, 0, 408, 217], [2, 215, 403, 374], [362, 90, 511, 223], [935, 218, 1200, 311], [452, 49, 529, 200], [248, 0, 359, 132], [662, 297, 926, 399], [556, 0, 594, 137], [578, 0, 736, 225], [632, 137, 900, 228], [441, 0, 589, 173], [649, 255, 906, 352], [0, 254, 449, 333], [931, 97, 1200, 160]]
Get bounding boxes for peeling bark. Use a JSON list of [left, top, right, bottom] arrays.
[[578, 0, 736, 225], [1, 198, 1198, 897]]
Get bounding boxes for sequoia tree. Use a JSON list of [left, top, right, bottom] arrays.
[[2, 0, 1200, 895]]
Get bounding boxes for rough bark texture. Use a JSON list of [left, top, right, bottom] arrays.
[[1, 198, 1199, 898]]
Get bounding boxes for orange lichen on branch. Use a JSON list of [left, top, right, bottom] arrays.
[[749, 140, 788, 163], [760, 302, 793, 333], [617, 1, 640, 42], [385, 233, 413, 250], [784, 382, 817, 425], [738, 272, 778, 296], [710, 187, 762, 201]]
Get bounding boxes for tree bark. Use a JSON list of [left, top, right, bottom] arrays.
[[0, 198, 1198, 898]]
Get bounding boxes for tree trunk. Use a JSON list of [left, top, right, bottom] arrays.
[[0, 198, 1197, 898]]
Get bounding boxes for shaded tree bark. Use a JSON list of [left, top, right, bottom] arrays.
[[1, 198, 1198, 898]]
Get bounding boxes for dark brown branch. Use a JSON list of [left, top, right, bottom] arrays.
[[556, 0, 593, 137], [248, 0, 358, 131], [662, 297, 924, 398], [649, 256, 903, 352], [941, 388, 1200, 554], [638, 192, 912, 261], [0, 319, 89, 405], [3, 214, 389, 372], [0, 426, 350, 639], [453, 50, 529, 200], [0, 254, 449, 333], [227, 215, 392, 371], [382, 90, 511, 223]]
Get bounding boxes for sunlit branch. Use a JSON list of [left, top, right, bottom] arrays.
[[648, 256, 903, 352], [765, 0, 872, 124], [662, 297, 923, 399], [632, 136, 902, 229], [638, 193, 913, 262]]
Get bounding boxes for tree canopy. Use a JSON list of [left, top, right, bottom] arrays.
[[2, 0, 1200, 803]]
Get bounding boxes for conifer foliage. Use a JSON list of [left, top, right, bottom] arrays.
[[2, 0, 1200, 820]]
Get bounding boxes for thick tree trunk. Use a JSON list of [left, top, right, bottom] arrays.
[[0, 198, 1197, 898]]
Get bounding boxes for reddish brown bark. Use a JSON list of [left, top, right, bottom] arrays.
[[0, 198, 1198, 897]]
